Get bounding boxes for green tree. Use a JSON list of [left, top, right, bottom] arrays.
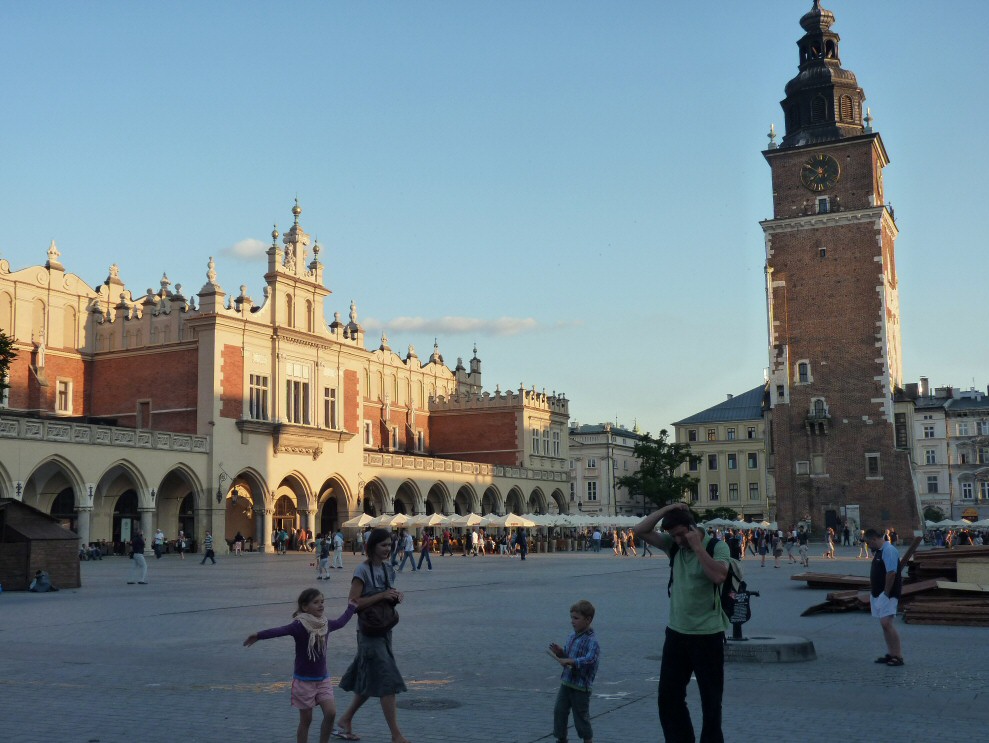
[[617, 429, 699, 513], [700, 506, 741, 522], [923, 506, 944, 523], [0, 329, 15, 399]]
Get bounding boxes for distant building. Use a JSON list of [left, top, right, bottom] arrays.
[[672, 386, 772, 521], [568, 422, 643, 517], [897, 380, 989, 521]]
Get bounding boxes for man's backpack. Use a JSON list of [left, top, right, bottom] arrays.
[[667, 537, 744, 623]]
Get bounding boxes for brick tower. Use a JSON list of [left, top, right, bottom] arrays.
[[762, 1, 920, 535]]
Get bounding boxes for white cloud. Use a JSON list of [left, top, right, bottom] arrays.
[[222, 238, 267, 261], [363, 315, 541, 337]]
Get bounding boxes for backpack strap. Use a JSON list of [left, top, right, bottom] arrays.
[[666, 543, 679, 597]]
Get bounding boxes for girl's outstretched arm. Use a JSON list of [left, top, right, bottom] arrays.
[[328, 600, 360, 632]]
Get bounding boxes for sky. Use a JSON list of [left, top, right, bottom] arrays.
[[2, 1, 986, 434]]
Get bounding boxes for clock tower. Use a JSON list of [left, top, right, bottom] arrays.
[[762, 1, 920, 534]]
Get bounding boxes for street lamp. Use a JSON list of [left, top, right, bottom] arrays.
[[216, 472, 227, 505]]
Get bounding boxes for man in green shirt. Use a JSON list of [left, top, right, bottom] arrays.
[[634, 503, 729, 743]]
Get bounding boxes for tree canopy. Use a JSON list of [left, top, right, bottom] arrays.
[[617, 429, 699, 511]]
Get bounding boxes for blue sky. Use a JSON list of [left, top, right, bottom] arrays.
[[2, 1, 985, 433]]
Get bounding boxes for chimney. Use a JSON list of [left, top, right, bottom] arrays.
[[919, 376, 929, 397], [727, 394, 734, 400]]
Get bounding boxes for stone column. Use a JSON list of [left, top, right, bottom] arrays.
[[258, 508, 273, 553], [76, 506, 92, 548], [300, 509, 315, 534], [139, 507, 154, 554]]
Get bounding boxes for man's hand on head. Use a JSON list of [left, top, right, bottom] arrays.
[[683, 526, 703, 551]]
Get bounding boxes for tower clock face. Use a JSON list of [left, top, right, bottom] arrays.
[[800, 153, 840, 192]]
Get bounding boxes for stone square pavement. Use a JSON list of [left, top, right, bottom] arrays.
[[1, 543, 985, 742]]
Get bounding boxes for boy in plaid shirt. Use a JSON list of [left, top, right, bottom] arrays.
[[548, 599, 600, 743]]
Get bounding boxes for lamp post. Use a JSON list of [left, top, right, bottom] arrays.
[[216, 472, 227, 505]]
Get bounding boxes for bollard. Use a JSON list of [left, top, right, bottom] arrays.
[[726, 584, 759, 642]]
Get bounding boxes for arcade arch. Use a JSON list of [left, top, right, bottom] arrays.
[[453, 484, 477, 515], [505, 487, 525, 515], [424, 483, 449, 515]]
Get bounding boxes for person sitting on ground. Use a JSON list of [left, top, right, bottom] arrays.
[[29, 570, 58, 592]]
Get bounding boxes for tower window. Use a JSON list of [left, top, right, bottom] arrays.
[[840, 94, 853, 121], [817, 197, 829, 214], [797, 362, 810, 384], [819, 247, 827, 258], [811, 95, 827, 123]]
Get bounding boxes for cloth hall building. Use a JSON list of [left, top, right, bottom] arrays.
[[0, 202, 571, 553]]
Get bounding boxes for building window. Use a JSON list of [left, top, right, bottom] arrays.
[[586, 481, 597, 501], [747, 453, 758, 469], [364, 421, 373, 447], [797, 362, 810, 383], [688, 457, 699, 472], [285, 294, 294, 328], [981, 482, 989, 500], [587, 458, 597, 469], [728, 483, 739, 502], [709, 484, 720, 502], [747, 427, 756, 439], [796, 461, 810, 475], [812, 454, 825, 474], [532, 428, 540, 455], [56, 379, 72, 414], [570, 482, 575, 501], [552, 430, 561, 457], [416, 430, 425, 452], [707, 454, 718, 471], [727, 454, 737, 470], [812, 399, 827, 417], [924, 449, 936, 466], [978, 421, 989, 436], [0, 370, 9, 408], [979, 447, 989, 465], [727, 427, 735, 440], [707, 428, 717, 441], [543, 430, 550, 456], [323, 387, 338, 429], [748, 483, 760, 501], [961, 482, 973, 500], [818, 246, 827, 258], [866, 453, 881, 478], [776, 385, 785, 402], [688, 429, 697, 442], [817, 197, 829, 214], [923, 425, 936, 439], [689, 483, 699, 504], [391, 426, 400, 450], [957, 422, 971, 436], [249, 374, 269, 420], [926, 475, 939, 494], [285, 363, 311, 425]]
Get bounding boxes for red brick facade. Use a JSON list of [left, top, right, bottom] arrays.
[[764, 136, 919, 534], [343, 369, 360, 435], [219, 344, 243, 420], [90, 347, 198, 432], [430, 409, 520, 466]]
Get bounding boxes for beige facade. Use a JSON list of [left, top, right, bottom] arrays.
[[0, 203, 571, 554], [567, 423, 643, 516], [673, 387, 773, 521]]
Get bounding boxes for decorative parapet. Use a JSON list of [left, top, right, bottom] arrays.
[[363, 452, 569, 482], [430, 385, 569, 415], [0, 416, 209, 454]]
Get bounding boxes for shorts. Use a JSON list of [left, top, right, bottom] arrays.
[[291, 677, 335, 709], [870, 593, 898, 619]]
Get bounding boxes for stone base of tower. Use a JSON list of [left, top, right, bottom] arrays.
[[771, 415, 921, 537]]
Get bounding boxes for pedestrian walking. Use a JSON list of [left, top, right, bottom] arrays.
[[316, 535, 331, 581], [200, 531, 216, 565], [128, 530, 148, 585], [416, 532, 433, 571], [332, 530, 345, 570], [153, 528, 165, 559], [243, 588, 357, 743]]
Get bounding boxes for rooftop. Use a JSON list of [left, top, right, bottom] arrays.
[[674, 385, 767, 426]]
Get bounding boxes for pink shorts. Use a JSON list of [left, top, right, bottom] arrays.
[[291, 678, 335, 709]]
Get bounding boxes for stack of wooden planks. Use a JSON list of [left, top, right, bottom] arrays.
[[798, 539, 989, 624]]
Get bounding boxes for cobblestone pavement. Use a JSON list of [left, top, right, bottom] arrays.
[[1, 543, 985, 743]]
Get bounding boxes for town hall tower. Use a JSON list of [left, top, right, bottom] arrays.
[[762, 1, 920, 534]]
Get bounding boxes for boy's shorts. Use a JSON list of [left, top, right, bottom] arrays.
[[291, 678, 335, 709]]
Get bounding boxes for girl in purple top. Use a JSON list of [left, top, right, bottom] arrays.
[[244, 589, 357, 743]]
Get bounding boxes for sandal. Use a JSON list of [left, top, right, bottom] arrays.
[[886, 656, 905, 667], [333, 730, 361, 741], [874, 654, 892, 664]]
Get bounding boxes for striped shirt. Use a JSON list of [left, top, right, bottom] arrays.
[[203, 534, 213, 551], [560, 628, 600, 691]]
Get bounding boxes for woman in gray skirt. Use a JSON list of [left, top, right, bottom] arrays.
[[333, 528, 410, 743]]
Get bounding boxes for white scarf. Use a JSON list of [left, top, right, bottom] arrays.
[[295, 612, 329, 662]]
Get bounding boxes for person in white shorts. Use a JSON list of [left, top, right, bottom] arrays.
[[865, 528, 904, 667]]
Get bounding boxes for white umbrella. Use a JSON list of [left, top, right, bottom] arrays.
[[447, 512, 485, 528], [369, 513, 410, 528], [407, 513, 449, 528], [341, 513, 375, 528], [484, 513, 536, 529]]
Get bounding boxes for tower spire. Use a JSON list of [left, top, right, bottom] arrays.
[[778, 1, 867, 148]]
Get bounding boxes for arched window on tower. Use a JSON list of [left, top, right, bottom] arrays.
[[285, 294, 294, 328], [825, 40, 837, 59], [840, 95, 854, 122], [811, 95, 827, 123]]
